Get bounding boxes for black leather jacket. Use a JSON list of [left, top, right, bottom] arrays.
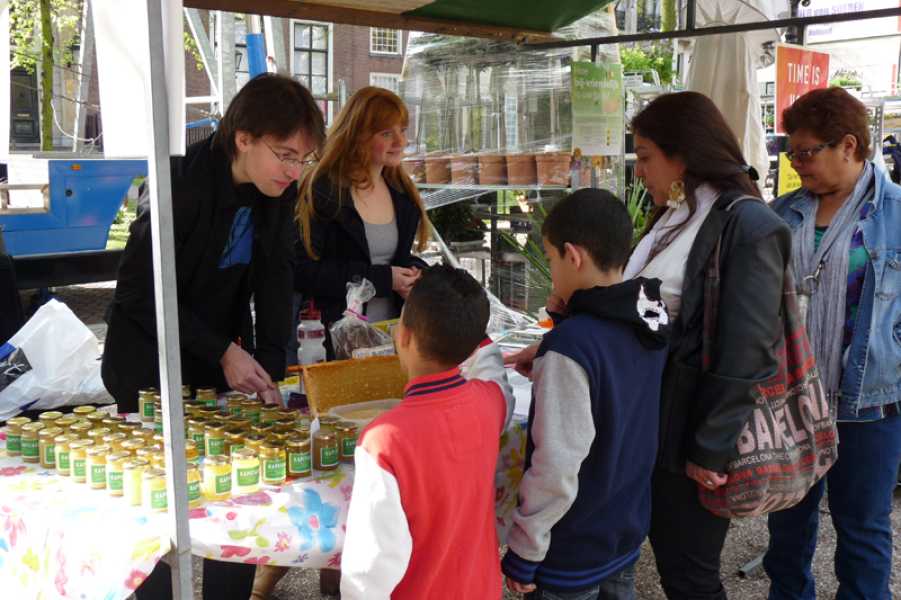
[[656, 190, 792, 474]]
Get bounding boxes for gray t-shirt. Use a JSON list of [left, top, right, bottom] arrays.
[[363, 220, 399, 323]]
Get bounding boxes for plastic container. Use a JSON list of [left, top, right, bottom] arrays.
[[450, 154, 478, 184], [506, 153, 537, 185], [329, 399, 401, 428], [478, 154, 508, 185], [297, 302, 326, 384]]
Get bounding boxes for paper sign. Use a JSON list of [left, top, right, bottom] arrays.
[[775, 44, 830, 135], [778, 152, 803, 196], [571, 61, 623, 157]]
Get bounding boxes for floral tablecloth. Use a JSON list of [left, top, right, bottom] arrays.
[[190, 417, 527, 568], [0, 417, 527, 598]]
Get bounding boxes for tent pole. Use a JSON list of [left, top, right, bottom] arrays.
[[143, 0, 192, 598]]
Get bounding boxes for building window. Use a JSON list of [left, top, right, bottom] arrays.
[[370, 28, 401, 55], [292, 22, 330, 98], [369, 72, 401, 94]]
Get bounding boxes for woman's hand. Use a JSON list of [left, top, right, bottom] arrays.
[[220, 342, 275, 395], [505, 577, 536, 594], [392, 266, 419, 298], [686, 461, 728, 490], [504, 343, 540, 379], [546, 293, 566, 315]]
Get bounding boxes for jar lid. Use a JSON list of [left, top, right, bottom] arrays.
[[123, 458, 150, 469], [231, 447, 256, 460], [86, 411, 107, 422], [122, 439, 145, 450], [87, 443, 111, 455], [38, 411, 64, 421], [73, 405, 96, 414], [39, 426, 63, 438], [88, 427, 112, 437], [104, 432, 128, 442], [7, 416, 31, 427], [143, 467, 166, 479], [54, 433, 76, 444], [108, 451, 131, 463], [334, 421, 358, 433], [286, 436, 311, 448], [21, 422, 45, 433], [205, 454, 229, 465], [69, 439, 94, 449], [313, 429, 336, 441]]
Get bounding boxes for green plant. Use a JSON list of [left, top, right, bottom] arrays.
[[626, 178, 650, 243], [430, 202, 485, 243], [620, 44, 675, 86], [497, 202, 551, 287]]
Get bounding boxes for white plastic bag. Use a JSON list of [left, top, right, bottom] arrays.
[[329, 278, 393, 360], [0, 299, 113, 420]]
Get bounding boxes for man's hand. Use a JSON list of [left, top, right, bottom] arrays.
[[257, 386, 282, 406], [505, 577, 536, 594], [686, 461, 728, 490], [504, 342, 540, 379], [220, 342, 274, 395]]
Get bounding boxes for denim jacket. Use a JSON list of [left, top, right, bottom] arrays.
[[772, 163, 901, 414]]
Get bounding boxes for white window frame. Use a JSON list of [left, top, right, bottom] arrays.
[[369, 27, 402, 55], [369, 72, 401, 93], [290, 19, 335, 123]]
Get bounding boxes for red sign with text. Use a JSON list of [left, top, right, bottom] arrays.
[[775, 44, 831, 135]]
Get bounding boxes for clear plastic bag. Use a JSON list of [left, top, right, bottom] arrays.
[[329, 279, 394, 360]]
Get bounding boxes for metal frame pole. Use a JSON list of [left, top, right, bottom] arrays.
[[143, 0, 192, 598]]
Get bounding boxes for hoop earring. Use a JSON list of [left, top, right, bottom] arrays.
[[666, 180, 685, 209]]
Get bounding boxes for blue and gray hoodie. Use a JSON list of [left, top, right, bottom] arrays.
[[502, 278, 669, 592]]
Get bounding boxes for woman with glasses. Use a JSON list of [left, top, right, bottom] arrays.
[[765, 87, 901, 600], [295, 86, 430, 357], [103, 73, 325, 600]]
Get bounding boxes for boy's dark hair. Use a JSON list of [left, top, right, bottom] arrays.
[[215, 73, 326, 161], [402, 265, 490, 365], [541, 188, 632, 272]]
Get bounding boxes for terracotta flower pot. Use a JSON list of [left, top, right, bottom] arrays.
[[450, 154, 478, 185], [425, 154, 451, 184], [536, 152, 572, 186], [506, 153, 537, 185], [478, 154, 507, 185], [402, 157, 426, 183]]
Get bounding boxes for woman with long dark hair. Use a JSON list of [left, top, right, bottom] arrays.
[[625, 92, 791, 599]]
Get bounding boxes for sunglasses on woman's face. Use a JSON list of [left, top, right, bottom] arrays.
[[785, 141, 836, 163]]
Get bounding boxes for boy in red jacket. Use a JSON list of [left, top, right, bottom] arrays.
[[341, 265, 513, 599]]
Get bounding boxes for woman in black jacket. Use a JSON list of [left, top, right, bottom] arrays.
[[295, 87, 430, 355], [626, 92, 791, 599]]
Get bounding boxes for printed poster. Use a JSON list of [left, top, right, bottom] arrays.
[[571, 61, 624, 157]]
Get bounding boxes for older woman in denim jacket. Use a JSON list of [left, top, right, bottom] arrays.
[[764, 87, 901, 600]]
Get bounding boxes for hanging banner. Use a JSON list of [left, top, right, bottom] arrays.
[[775, 44, 830, 135], [778, 152, 803, 196], [571, 61, 623, 157]]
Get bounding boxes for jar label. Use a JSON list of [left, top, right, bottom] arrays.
[[7, 434, 21, 453], [187, 481, 201, 502], [321, 446, 339, 467], [43, 444, 56, 465], [151, 488, 167, 509], [289, 451, 311, 474], [204, 398, 218, 408], [341, 437, 357, 458], [73, 459, 86, 478], [230, 407, 243, 417], [207, 438, 225, 456], [154, 422, 163, 434], [108, 471, 124, 491], [57, 450, 70, 470], [229, 444, 244, 454], [237, 466, 259, 487], [248, 412, 261, 425], [21, 438, 39, 458], [192, 433, 206, 453], [264, 458, 286, 481], [215, 473, 231, 494], [91, 464, 106, 485], [142, 402, 155, 418]]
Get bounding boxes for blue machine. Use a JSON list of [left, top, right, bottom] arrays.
[[0, 159, 147, 257]]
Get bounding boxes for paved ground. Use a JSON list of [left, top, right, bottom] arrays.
[[40, 283, 900, 599]]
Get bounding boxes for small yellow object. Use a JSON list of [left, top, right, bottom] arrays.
[[142, 468, 168, 512], [243, 433, 266, 454], [5, 417, 32, 456], [54, 434, 77, 476], [231, 448, 260, 495], [260, 442, 286, 486], [38, 426, 63, 469], [69, 420, 92, 439], [106, 451, 131, 497], [148, 450, 166, 470], [69, 439, 93, 483], [37, 411, 64, 426], [86, 427, 112, 443], [73, 405, 96, 417], [54, 416, 78, 430], [203, 455, 231, 501], [123, 458, 149, 506], [86, 444, 110, 489], [85, 411, 107, 425], [20, 422, 45, 463], [187, 464, 203, 508], [286, 436, 312, 480]]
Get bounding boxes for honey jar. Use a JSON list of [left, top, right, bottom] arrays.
[[202, 455, 231, 501], [85, 411, 107, 425], [5, 417, 31, 456], [102, 416, 125, 430], [286, 436, 312, 479], [271, 422, 295, 436], [334, 422, 359, 463], [118, 421, 142, 436], [187, 464, 203, 508], [69, 439, 93, 483], [260, 406, 280, 424], [226, 393, 246, 416], [106, 451, 131, 496], [54, 434, 77, 475], [225, 428, 246, 455], [54, 416, 78, 431], [182, 385, 192, 400], [142, 468, 168, 512], [69, 420, 92, 439], [87, 427, 112, 444], [184, 439, 200, 465], [103, 432, 129, 452], [121, 438, 146, 456], [38, 426, 63, 468], [241, 400, 263, 424], [229, 418, 251, 432], [242, 433, 266, 454], [132, 428, 155, 443], [277, 409, 300, 424], [250, 421, 274, 437], [153, 413, 163, 435], [86, 444, 110, 489], [73, 405, 96, 417], [138, 388, 158, 422], [312, 430, 339, 471], [149, 451, 166, 470], [196, 387, 218, 408], [38, 411, 64, 426], [20, 422, 45, 463], [204, 423, 227, 457], [187, 419, 207, 456], [317, 414, 341, 432], [231, 448, 260, 495], [259, 441, 286, 486], [123, 458, 149, 506]]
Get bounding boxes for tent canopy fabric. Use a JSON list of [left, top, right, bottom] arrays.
[[183, 0, 615, 41]]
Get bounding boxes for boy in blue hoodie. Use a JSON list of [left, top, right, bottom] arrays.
[[502, 189, 669, 599]]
